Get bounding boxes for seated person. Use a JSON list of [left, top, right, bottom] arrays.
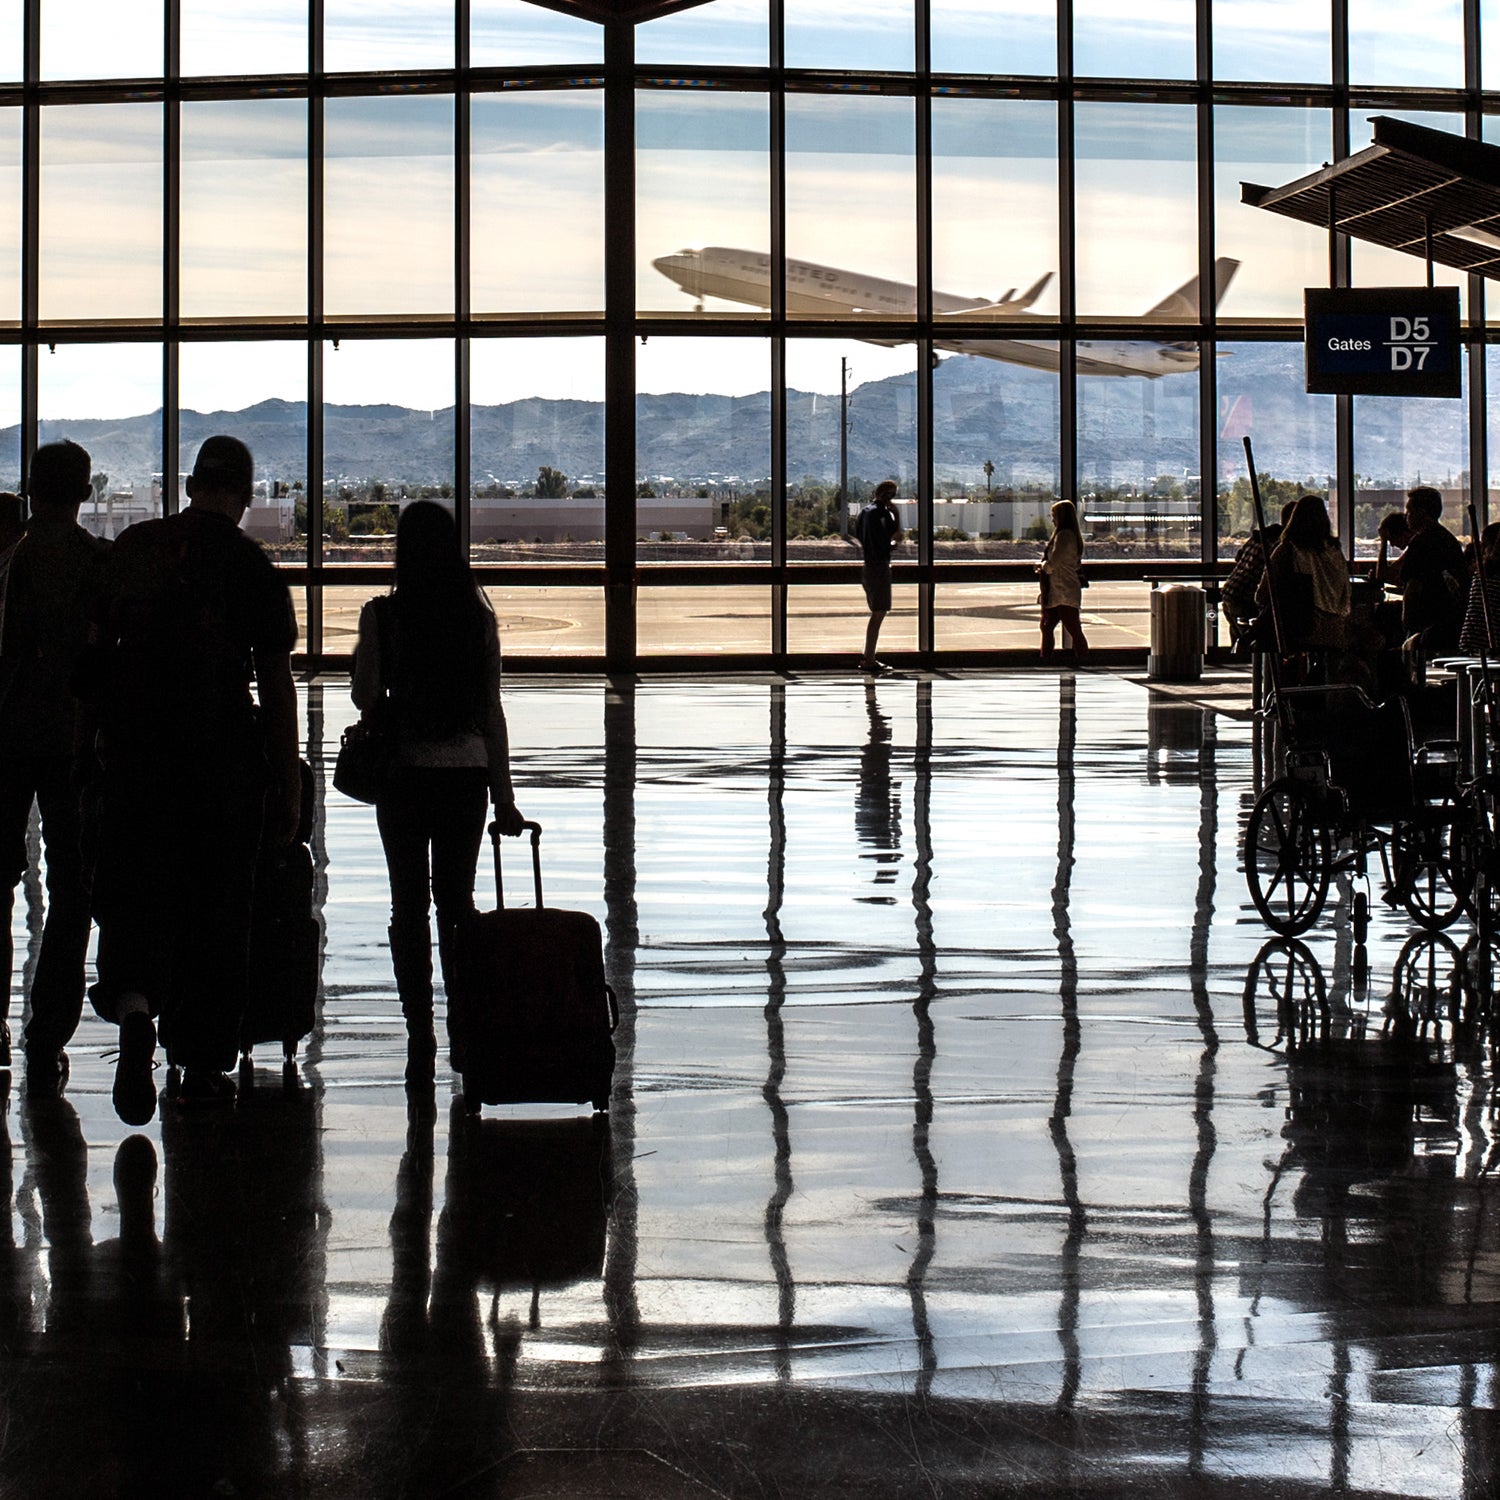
[[1257, 494, 1351, 654], [1370, 510, 1411, 648], [1459, 521, 1500, 656], [1396, 485, 1467, 657], [1221, 499, 1295, 644]]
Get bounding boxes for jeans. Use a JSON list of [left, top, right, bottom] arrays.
[[376, 767, 489, 1020], [0, 756, 92, 1054]]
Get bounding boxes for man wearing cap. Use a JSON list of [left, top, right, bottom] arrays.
[[84, 435, 300, 1121]]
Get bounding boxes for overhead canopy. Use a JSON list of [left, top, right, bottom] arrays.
[[524, 0, 715, 21], [1242, 116, 1500, 279]]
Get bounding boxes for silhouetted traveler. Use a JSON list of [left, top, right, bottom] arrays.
[[1257, 494, 1350, 653], [854, 480, 901, 675], [1221, 499, 1295, 644], [1460, 522, 1500, 656], [0, 443, 108, 1089], [351, 500, 522, 1100], [1395, 485, 1466, 656], [84, 435, 300, 1123], [1038, 499, 1089, 663]]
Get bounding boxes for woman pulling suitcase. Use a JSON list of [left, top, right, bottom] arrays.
[[351, 501, 524, 1100]]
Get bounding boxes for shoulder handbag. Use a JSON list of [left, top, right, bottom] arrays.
[[333, 599, 395, 805]]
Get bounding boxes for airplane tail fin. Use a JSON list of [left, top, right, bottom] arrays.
[[1144, 257, 1241, 320]]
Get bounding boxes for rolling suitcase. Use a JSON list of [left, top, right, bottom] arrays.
[[446, 820, 617, 1113], [241, 760, 320, 1065]]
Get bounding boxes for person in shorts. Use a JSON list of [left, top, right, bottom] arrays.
[[854, 480, 901, 675]]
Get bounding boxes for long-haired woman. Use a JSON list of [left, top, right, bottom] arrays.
[[351, 501, 523, 1097], [1037, 499, 1089, 663]]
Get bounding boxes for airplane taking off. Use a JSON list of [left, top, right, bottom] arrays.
[[651, 247, 1240, 379]]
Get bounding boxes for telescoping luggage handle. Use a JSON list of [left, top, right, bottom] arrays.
[[490, 819, 544, 909]]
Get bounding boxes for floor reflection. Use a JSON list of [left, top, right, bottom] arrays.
[[1, 670, 1498, 1497]]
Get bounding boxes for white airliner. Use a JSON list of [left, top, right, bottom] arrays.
[[652, 247, 1240, 379]]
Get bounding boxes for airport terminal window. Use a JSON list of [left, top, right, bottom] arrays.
[[38, 344, 163, 527], [181, 101, 308, 324], [470, 334, 605, 566], [471, 91, 604, 319], [785, 94, 916, 321], [0, 351, 19, 491], [636, 92, 770, 319], [1212, 0, 1329, 83], [1215, 343, 1335, 559], [40, 103, 162, 325], [1073, 103, 1198, 322], [7, 0, 1500, 665], [181, 0, 307, 77], [1213, 106, 1331, 323], [325, 95, 454, 320]]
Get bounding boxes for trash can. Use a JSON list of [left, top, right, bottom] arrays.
[[1149, 585, 1205, 682]]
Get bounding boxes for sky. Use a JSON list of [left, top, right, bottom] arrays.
[[0, 0, 1483, 418]]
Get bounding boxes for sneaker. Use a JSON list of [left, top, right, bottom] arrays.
[[24, 1048, 69, 1099], [169, 1068, 237, 1108], [112, 1012, 157, 1126]]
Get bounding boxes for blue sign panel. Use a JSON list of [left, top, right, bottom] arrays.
[[1304, 287, 1462, 397]]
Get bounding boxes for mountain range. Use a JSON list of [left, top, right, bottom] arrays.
[[19, 342, 1470, 495]]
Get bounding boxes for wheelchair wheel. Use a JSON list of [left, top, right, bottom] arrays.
[[1452, 776, 1500, 930], [1394, 809, 1466, 931], [1245, 779, 1332, 936]]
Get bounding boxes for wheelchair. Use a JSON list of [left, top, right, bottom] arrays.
[[1243, 683, 1465, 940]]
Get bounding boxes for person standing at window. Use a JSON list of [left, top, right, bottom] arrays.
[[1037, 499, 1089, 664], [0, 443, 109, 1090], [854, 480, 901, 676], [351, 501, 523, 1101]]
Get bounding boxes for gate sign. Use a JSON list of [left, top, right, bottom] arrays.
[[1304, 287, 1462, 397]]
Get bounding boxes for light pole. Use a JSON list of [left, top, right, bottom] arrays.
[[983, 458, 994, 495]]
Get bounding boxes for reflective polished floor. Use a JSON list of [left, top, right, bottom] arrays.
[[5, 669, 1499, 1498]]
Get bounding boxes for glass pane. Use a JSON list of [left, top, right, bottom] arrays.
[[1075, 103, 1197, 320], [1215, 106, 1331, 322], [1353, 366, 1469, 557], [42, 0, 160, 80], [180, 343, 307, 559], [787, 340, 917, 552], [182, 0, 306, 75], [323, 339, 454, 562], [40, 104, 162, 324], [0, 0, 21, 82], [0, 108, 20, 325], [1074, 0, 1194, 79], [638, 585, 770, 655], [937, 579, 1151, 651], [325, 96, 453, 319], [471, 335, 604, 564], [1487, 0, 1500, 91], [1216, 343, 1336, 560], [1349, 112, 1468, 293], [472, 92, 603, 317], [0, 349, 19, 490], [638, 2, 767, 66], [785, 0, 913, 71], [638, 92, 770, 318], [38, 344, 162, 532], [932, 0, 1054, 76], [1349, 0, 1463, 89], [786, 582, 918, 654], [473, 0, 602, 66], [932, 347, 1060, 559], [182, 100, 307, 321], [1077, 354, 1200, 557], [326, 0, 453, 71], [1213, 0, 1329, 82], [484, 584, 603, 657], [638, 337, 770, 564], [786, 96, 915, 321], [932, 99, 1058, 321]]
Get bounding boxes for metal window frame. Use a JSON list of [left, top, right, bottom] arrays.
[[3, 0, 1493, 669]]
